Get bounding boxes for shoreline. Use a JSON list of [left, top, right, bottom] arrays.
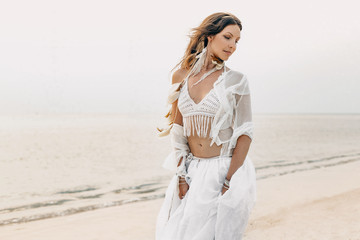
[[2, 153, 358, 227], [1, 159, 359, 239]]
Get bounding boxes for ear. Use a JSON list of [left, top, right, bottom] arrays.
[[207, 35, 214, 42]]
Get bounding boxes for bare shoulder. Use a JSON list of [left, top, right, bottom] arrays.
[[172, 68, 188, 84]]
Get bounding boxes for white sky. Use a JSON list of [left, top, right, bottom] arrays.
[[0, 0, 359, 115]]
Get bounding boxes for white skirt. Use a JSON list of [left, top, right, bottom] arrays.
[[156, 152, 257, 240]]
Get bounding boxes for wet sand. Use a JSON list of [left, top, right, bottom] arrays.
[[1, 158, 359, 240]]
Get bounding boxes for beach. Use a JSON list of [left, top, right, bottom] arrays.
[[0, 113, 359, 239], [1, 158, 359, 239]]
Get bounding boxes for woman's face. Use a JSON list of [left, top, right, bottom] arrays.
[[207, 24, 241, 61]]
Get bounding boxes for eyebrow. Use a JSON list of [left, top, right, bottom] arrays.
[[225, 32, 240, 39]]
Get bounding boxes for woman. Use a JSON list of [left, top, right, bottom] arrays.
[[156, 12, 256, 240]]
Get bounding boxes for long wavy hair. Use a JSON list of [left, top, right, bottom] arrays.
[[173, 12, 242, 72], [157, 12, 242, 137]]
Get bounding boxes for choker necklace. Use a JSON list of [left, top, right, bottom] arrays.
[[211, 59, 225, 70]]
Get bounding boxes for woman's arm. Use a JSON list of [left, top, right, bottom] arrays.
[[170, 68, 190, 199], [170, 68, 187, 166], [226, 135, 251, 180], [222, 74, 253, 193], [222, 135, 251, 195]]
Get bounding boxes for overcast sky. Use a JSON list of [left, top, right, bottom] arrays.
[[0, 0, 359, 115]]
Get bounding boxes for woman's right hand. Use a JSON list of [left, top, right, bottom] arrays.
[[178, 178, 189, 199]]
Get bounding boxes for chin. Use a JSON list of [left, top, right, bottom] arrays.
[[222, 55, 230, 61]]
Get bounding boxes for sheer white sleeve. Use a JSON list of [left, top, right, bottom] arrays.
[[229, 75, 253, 150], [162, 123, 190, 176]]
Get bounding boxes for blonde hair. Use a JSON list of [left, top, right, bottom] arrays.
[[174, 12, 242, 72]]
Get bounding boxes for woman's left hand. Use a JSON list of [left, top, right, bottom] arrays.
[[221, 186, 229, 195]]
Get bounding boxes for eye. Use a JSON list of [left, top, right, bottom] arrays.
[[224, 35, 230, 40]]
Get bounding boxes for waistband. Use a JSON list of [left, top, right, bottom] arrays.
[[186, 152, 232, 162]]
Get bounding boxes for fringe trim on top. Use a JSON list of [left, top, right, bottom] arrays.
[[183, 114, 214, 138]]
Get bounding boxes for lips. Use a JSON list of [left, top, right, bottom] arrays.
[[224, 50, 231, 55]]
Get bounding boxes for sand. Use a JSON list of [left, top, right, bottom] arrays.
[[2, 113, 360, 221], [1, 159, 359, 240]]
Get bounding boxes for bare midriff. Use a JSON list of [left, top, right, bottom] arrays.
[[187, 134, 222, 158]]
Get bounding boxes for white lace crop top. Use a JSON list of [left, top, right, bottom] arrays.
[[177, 73, 221, 138], [164, 68, 253, 161]]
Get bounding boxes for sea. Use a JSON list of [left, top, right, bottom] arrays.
[[0, 113, 359, 226]]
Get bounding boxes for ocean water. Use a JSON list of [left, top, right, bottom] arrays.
[[0, 113, 359, 226]]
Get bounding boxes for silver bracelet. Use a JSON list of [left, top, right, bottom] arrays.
[[223, 184, 229, 189], [224, 178, 230, 187]]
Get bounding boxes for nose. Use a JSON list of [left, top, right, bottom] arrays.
[[229, 41, 236, 51]]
